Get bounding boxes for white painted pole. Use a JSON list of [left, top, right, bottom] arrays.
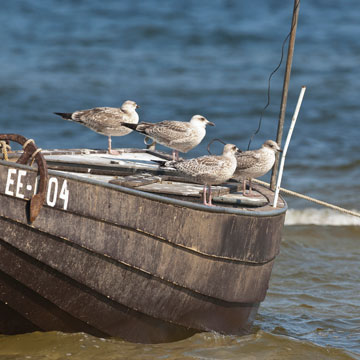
[[273, 86, 306, 207]]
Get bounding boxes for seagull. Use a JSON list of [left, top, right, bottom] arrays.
[[162, 143, 238, 206], [54, 100, 139, 155], [122, 115, 215, 160], [233, 140, 282, 196]]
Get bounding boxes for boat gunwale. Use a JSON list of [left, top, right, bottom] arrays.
[[0, 159, 287, 217]]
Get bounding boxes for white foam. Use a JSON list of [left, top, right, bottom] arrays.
[[285, 208, 360, 226]]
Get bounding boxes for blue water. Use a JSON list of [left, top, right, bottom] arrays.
[[0, 1, 359, 358]]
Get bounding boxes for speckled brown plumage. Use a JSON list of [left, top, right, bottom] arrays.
[[233, 140, 282, 196], [55, 100, 139, 154], [123, 115, 214, 160], [164, 143, 238, 206]]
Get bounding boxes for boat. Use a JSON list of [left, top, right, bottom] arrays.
[[0, 133, 286, 343]]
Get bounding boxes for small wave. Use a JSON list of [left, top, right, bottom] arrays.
[[285, 208, 360, 226]]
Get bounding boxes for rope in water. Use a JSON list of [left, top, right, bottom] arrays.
[[253, 178, 360, 218]]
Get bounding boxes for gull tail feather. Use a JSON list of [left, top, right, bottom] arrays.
[[121, 122, 139, 131], [54, 112, 73, 120], [152, 159, 178, 168]]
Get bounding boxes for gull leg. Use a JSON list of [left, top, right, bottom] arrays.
[[242, 179, 248, 196], [202, 185, 208, 205], [207, 185, 215, 206], [108, 136, 120, 155], [242, 178, 254, 197], [172, 150, 179, 161], [202, 185, 215, 207], [248, 178, 262, 197]]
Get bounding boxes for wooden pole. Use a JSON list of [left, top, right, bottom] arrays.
[[273, 86, 306, 207], [270, 0, 300, 190]]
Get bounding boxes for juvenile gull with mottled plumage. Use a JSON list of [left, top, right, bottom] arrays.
[[54, 100, 139, 154], [162, 143, 238, 206], [233, 140, 282, 196], [123, 115, 214, 160]]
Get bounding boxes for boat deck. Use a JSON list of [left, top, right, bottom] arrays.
[[33, 148, 283, 210]]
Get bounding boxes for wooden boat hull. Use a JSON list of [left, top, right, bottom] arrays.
[[0, 159, 286, 343]]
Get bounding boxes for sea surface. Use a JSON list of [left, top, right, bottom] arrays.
[[0, 0, 359, 359]]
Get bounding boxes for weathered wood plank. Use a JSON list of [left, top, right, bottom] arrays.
[[0, 262, 103, 335], [109, 173, 162, 188], [0, 162, 285, 263], [8, 148, 173, 160], [0, 240, 196, 342], [213, 191, 268, 207], [0, 291, 41, 335], [0, 193, 276, 302], [138, 181, 227, 197], [0, 217, 259, 335]]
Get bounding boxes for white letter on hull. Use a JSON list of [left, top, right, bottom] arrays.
[[5, 168, 17, 196], [15, 170, 27, 199]]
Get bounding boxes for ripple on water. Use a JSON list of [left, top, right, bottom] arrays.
[[0, 331, 359, 360], [257, 225, 360, 354]]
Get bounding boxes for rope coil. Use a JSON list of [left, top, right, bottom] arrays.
[[0, 141, 11, 161], [21, 138, 42, 166], [30, 148, 42, 166], [23, 138, 35, 149]]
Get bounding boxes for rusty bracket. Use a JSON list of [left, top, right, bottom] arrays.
[[0, 133, 48, 223]]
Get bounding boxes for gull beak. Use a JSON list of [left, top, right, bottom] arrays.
[[278, 148, 283, 153], [207, 121, 215, 126], [136, 104, 140, 109]]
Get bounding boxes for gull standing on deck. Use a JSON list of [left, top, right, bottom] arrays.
[[122, 115, 215, 160], [162, 143, 238, 206], [54, 100, 139, 155], [233, 140, 282, 196]]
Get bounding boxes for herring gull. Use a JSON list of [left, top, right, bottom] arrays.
[[233, 140, 282, 196], [123, 115, 214, 160], [54, 100, 139, 154], [162, 143, 238, 206]]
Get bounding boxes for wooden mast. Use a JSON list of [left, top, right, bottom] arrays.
[[270, 0, 300, 190]]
